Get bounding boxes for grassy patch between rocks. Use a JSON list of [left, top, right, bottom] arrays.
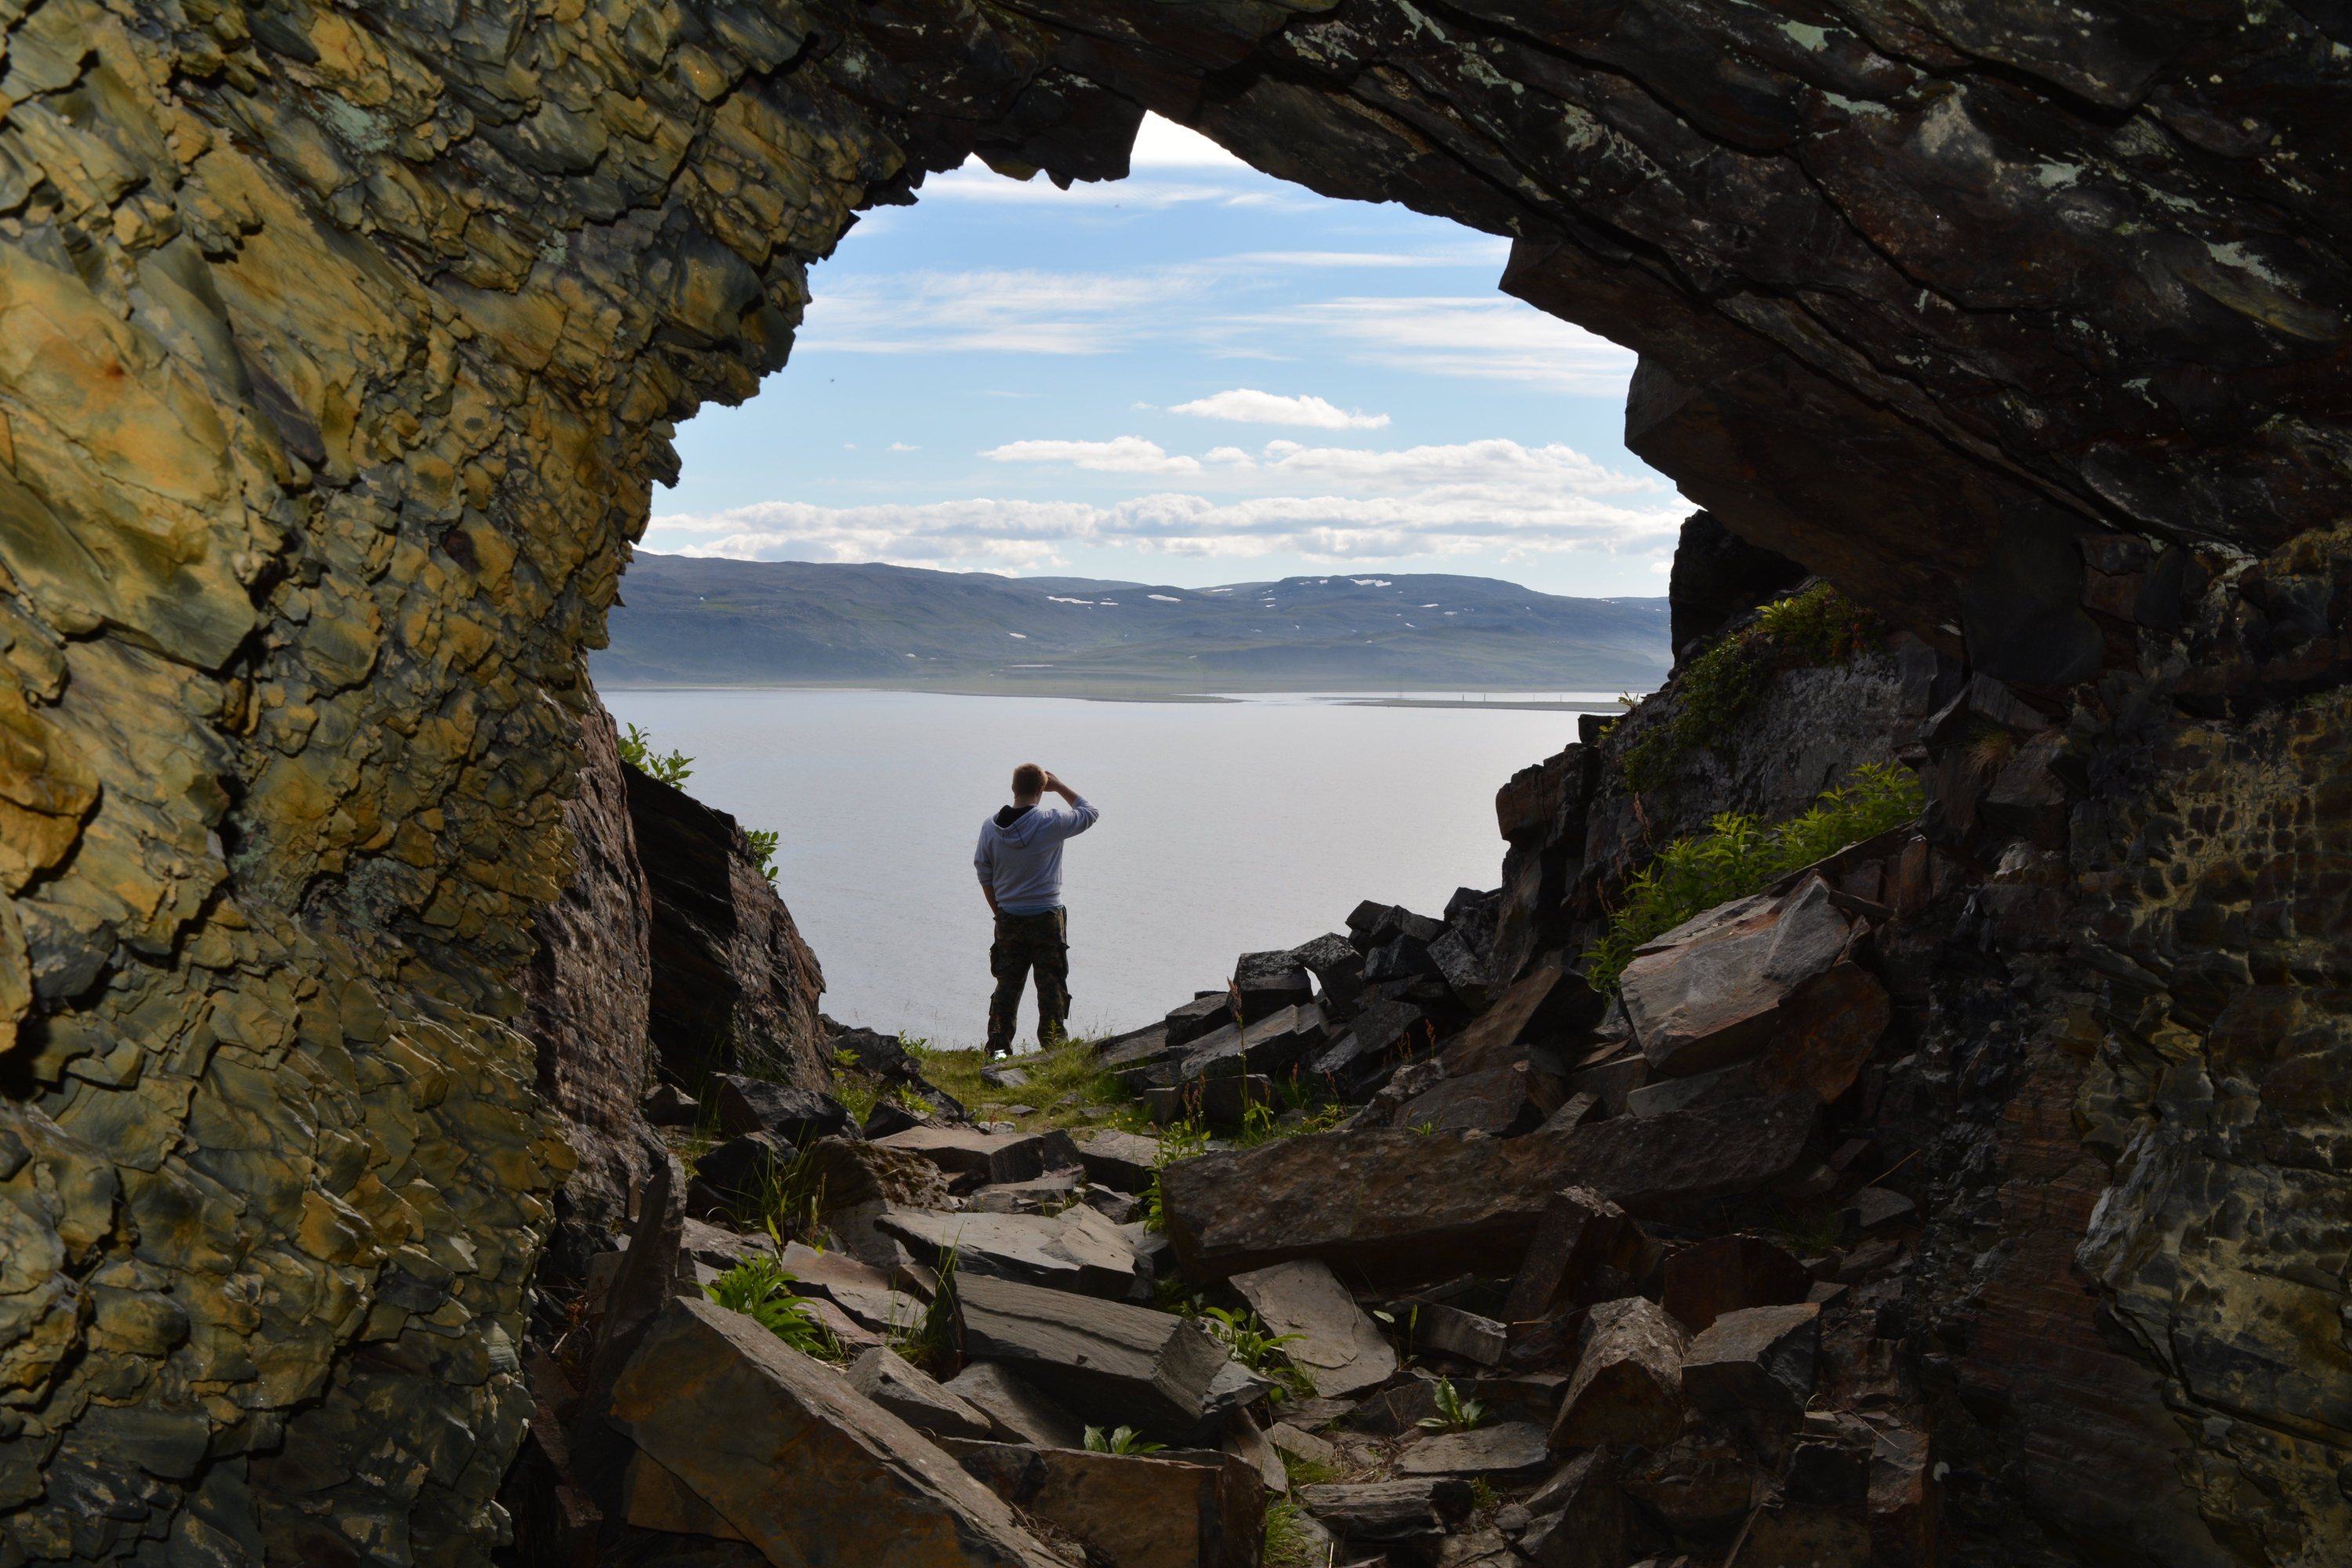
[[1262, 1497, 1319, 1568], [1584, 760, 1924, 996], [1618, 583, 1883, 794], [903, 1033, 1149, 1134]]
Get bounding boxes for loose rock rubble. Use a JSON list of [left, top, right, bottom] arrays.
[[505, 800, 1975, 1568]]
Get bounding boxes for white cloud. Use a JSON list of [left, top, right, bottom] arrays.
[[800, 269, 1203, 356], [982, 437, 1201, 475], [1170, 388, 1390, 430], [889, 441, 920, 452], [646, 436, 1684, 573], [1222, 296, 1636, 396]]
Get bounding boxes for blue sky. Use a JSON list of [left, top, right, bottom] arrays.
[[644, 117, 1690, 598]]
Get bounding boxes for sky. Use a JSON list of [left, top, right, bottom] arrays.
[[643, 115, 1692, 599]]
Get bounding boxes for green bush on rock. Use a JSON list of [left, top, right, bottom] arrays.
[[1621, 584, 1883, 793], [1584, 762, 1923, 996]]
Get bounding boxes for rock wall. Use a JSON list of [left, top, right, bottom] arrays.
[[0, 0, 2345, 1561], [626, 766, 829, 1094], [516, 699, 654, 1244]]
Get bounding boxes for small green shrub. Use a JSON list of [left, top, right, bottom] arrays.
[[705, 1257, 837, 1359], [618, 722, 694, 787], [1584, 761, 1923, 996], [1203, 1306, 1316, 1402], [1142, 1116, 1210, 1233], [1417, 1377, 1485, 1434], [1083, 1425, 1165, 1455], [745, 826, 781, 883], [1621, 583, 1882, 793]]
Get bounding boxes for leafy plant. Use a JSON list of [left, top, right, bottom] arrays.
[[1373, 1303, 1420, 1364], [705, 1257, 837, 1359], [1203, 1306, 1315, 1400], [1469, 1477, 1499, 1514], [618, 722, 694, 787], [1620, 583, 1882, 793], [1143, 1115, 1211, 1233], [732, 1142, 831, 1245], [1417, 1377, 1485, 1434], [1584, 761, 1923, 996], [745, 826, 781, 883], [1083, 1424, 1165, 1455], [1410, 1120, 1439, 1137]]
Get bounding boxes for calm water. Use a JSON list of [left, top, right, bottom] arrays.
[[601, 689, 1601, 1051]]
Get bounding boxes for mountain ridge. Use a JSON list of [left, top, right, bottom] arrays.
[[596, 554, 1673, 692]]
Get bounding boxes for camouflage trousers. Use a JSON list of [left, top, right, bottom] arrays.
[[986, 907, 1069, 1058]]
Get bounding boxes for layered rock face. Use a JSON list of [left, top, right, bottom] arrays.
[[626, 768, 828, 1094], [517, 702, 655, 1241], [0, 0, 2345, 1564]]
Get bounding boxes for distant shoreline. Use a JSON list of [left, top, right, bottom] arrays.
[[595, 679, 1643, 710]]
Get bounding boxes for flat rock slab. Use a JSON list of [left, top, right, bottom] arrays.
[[1298, 1477, 1473, 1545], [1751, 960, 1892, 1105], [1442, 961, 1588, 1075], [1501, 1187, 1653, 1325], [1229, 1258, 1396, 1399], [1682, 1303, 1820, 1420], [1395, 1062, 1552, 1137], [967, 1170, 1084, 1215], [1341, 1379, 1446, 1436], [1393, 1422, 1553, 1484], [1235, 949, 1316, 1018], [711, 1074, 855, 1145], [1075, 1129, 1160, 1192], [1159, 1096, 1821, 1280], [1621, 877, 1855, 1078], [877, 1127, 1082, 1186], [1097, 1021, 1175, 1071], [779, 1240, 924, 1333], [942, 1439, 1265, 1568], [1176, 1003, 1327, 1083], [879, 1205, 1140, 1300], [1414, 1302, 1507, 1367], [944, 1362, 1087, 1450], [955, 1272, 1248, 1443], [1266, 1421, 1340, 1471], [608, 1297, 1063, 1566], [850, 1345, 993, 1441]]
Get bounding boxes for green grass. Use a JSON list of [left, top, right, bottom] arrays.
[[902, 1033, 1145, 1134], [1263, 1498, 1319, 1568], [1584, 761, 1923, 996], [1620, 584, 1882, 794], [1771, 1203, 1849, 1256]]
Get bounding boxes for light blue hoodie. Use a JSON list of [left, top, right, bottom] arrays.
[[975, 795, 1100, 916]]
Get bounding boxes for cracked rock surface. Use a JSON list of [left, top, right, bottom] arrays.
[[0, 0, 2347, 1562]]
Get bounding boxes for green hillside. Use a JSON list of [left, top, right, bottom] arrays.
[[594, 554, 1671, 693]]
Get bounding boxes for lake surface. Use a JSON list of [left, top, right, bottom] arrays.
[[602, 689, 1603, 1051]]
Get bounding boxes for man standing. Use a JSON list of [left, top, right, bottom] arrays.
[[974, 764, 1100, 1060]]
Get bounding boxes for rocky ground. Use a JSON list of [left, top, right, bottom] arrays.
[[492, 562, 1986, 1568]]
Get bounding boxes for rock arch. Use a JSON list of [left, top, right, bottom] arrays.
[[0, 0, 2343, 1561]]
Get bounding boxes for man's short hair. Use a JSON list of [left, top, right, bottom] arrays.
[[1011, 763, 1046, 796]]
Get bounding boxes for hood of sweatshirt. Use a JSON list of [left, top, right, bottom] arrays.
[[992, 804, 1040, 841]]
